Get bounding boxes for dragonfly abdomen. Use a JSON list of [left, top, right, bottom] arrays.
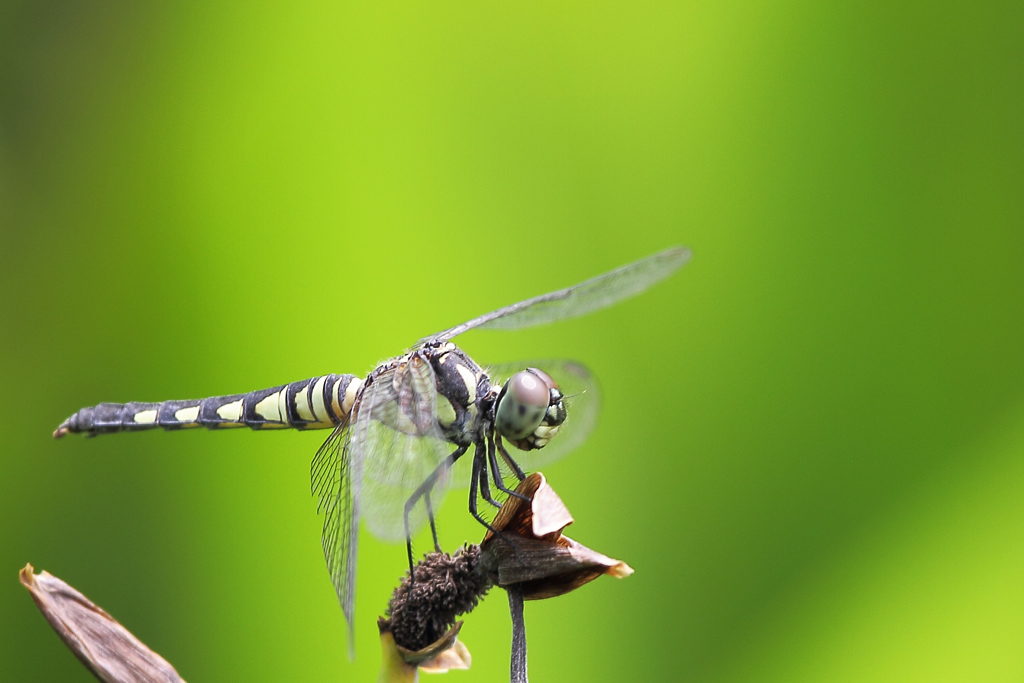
[[53, 374, 363, 438]]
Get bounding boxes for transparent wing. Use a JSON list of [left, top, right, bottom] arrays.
[[426, 246, 691, 342], [312, 357, 454, 652], [311, 422, 357, 655], [449, 359, 600, 488], [359, 357, 455, 543]]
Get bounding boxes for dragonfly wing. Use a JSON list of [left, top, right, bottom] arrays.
[[311, 422, 358, 655], [449, 359, 600, 488], [310, 355, 445, 653], [427, 246, 691, 342], [359, 357, 455, 543]]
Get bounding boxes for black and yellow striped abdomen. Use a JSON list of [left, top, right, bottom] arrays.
[[54, 374, 363, 438]]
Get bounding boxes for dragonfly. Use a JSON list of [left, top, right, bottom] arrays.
[[54, 245, 691, 648]]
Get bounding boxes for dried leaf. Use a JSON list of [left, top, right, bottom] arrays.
[[20, 564, 185, 683]]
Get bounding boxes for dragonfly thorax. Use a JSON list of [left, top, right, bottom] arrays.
[[421, 343, 567, 452], [424, 343, 491, 446]]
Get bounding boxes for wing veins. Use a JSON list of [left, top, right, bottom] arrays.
[[425, 246, 691, 342]]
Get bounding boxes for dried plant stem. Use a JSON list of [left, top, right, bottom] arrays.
[[507, 585, 528, 683]]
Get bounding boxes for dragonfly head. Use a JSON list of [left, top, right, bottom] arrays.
[[495, 368, 567, 451]]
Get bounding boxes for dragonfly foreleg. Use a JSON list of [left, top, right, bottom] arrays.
[[468, 449, 526, 566], [495, 434, 528, 481], [403, 444, 468, 575], [475, 442, 501, 510], [487, 435, 531, 502], [468, 451, 506, 538]]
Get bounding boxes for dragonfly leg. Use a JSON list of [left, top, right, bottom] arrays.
[[488, 435, 530, 501], [475, 442, 501, 510], [495, 434, 528, 481], [480, 477, 501, 510], [404, 444, 468, 575], [469, 449, 525, 565], [424, 493, 441, 552], [468, 449, 505, 537]]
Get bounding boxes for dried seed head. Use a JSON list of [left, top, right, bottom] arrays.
[[384, 545, 492, 652]]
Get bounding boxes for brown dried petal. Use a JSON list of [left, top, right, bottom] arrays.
[[417, 639, 471, 673], [378, 618, 471, 680], [485, 534, 633, 599], [481, 473, 634, 599], [19, 564, 185, 683], [394, 620, 463, 664], [529, 476, 574, 538], [485, 472, 573, 542]]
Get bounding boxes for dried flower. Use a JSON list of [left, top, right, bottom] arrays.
[[480, 472, 633, 598], [378, 472, 633, 681]]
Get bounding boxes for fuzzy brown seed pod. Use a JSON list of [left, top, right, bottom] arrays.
[[384, 545, 492, 652]]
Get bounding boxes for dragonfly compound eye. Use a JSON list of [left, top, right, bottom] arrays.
[[495, 371, 550, 441], [527, 367, 565, 428], [544, 388, 567, 427]]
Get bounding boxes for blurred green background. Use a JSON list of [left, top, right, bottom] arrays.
[[1, 1, 1022, 681]]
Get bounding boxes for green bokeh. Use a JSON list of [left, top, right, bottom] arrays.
[[2, 1, 1022, 681]]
